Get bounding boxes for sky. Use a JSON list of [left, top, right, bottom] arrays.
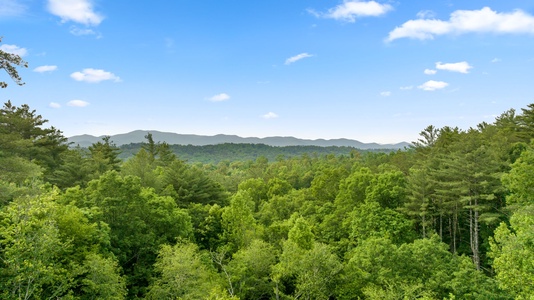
[[2, 0, 534, 144]]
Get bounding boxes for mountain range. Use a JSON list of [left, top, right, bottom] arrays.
[[68, 130, 411, 150]]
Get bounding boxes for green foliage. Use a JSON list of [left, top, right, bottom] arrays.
[[339, 235, 503, 299], [226, 239, 277, 299], [403, 166, 434, 238], [490, 205, 534, 299], [0, 101, 68, 183], [81, 171, 193, 297], [119, 142, 382, 164], [0, 189, 124, 299], [502, 143, 534, 208], [222, 190, 258, 251], [48, 147, 93, 189], [274, 240, 342, 300], [288, 215, 315, 250], [4, 100, 534, 298], [0, 192, 75, 299], [146, 242, 223, 299], [0, 37, 27, 88], [187, 203, 225, 251], [336, 166, 374, 209], [310, 165, 349, 202], [366, 168, 406, 209], [161, 159, 228, 207], [121, 148, 159, 188], [87, 136, 122, 177], [80, 253, 127, 300], [349, 201, 416, 246]]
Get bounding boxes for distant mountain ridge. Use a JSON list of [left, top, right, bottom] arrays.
[[68, 130, 411, 150]]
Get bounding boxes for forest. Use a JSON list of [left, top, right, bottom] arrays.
[[117, 142, 392, 164], [0, 48, 532, 298], [1, 99, 534, 300]]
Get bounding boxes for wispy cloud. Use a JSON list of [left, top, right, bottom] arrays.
[[49, 102, 61, 108], [262, 112, 279, 119], [418, 80, 449, 91], [436, 61, 472, 73], [416, 10, 436, 19], [491, 58, 501, 63], [0, 0, 27, 17], [285, 53, 313, 65], [386, 7, 534, 42], [309, 1, 393, 22], [70, 68, 121, 83], [424, 69, 437, 75], [47, 0, 104, 26], [0, 44, 27, 56], [380, 91, 391, 97], [67, 100, 90, 107], [400, 86, 413, 90], [34, 65, 58, 73], [70, 27, 98, 36], [209, 93, 230, 102]]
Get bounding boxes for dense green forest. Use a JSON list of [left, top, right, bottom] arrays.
[[1, 54, 533, 299], [117, 142, 393, 164], [2, 99, 534, 299]]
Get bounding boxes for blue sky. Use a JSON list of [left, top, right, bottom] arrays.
[[2, 0, 534, 143]]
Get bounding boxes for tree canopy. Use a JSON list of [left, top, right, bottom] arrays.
[[2, 99, 534, 299]]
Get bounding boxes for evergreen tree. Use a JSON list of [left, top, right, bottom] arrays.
[[0, 37, 27, 88]]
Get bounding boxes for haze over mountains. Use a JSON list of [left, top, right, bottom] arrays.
[[68, 130, 411, 150]]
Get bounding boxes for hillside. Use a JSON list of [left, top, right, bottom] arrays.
[[118, 142, 392, 164], [69, 130, 411, 149]]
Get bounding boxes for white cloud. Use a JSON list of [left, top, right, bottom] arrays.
[[34, 65, 58, 73], [209, 93, 230, 102], [418, 80, 449, 91], [262, 112, 279, 119], [436, 61, 473, 73], [491, 58, 501, 63], [386, 7, 534, 42], [380, 91, 391, 96], [70, 27, 97, 36], [424, 69, 437, 75], [0, 44, 27, 56], [285, 53, 313, 65], [47, 0, 103, 26], [67, 100, 90, 107], [49, 102, 61, 108], [310, 1, 393, 22], [70, 68, 120, 83], [0, 0, 27, 17], [400, 86, 413, 90], [417, 10, 436, 19]]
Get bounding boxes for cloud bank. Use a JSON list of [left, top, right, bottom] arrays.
[[418, 80, 449, 91], [47, 0, 104, 26], [71, 68, 120, 83], [436, 61, 473, 73], [0, 44, 27, 56], [209, 93, 230, 102], [34, 65, 58, 73], [310, 1, 393, 22], [67, 100, 90, 107], [386, 7, 534, 42]]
